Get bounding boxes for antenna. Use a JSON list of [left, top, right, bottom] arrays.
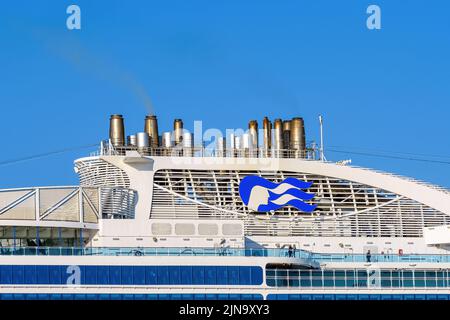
[[319, 115, 326, 162]]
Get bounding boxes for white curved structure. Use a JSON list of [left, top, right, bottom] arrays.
[[0, 115, 449, 301]]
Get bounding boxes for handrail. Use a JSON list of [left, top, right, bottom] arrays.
[[92, 142, 449, 193], [1, 246, 450, 263]]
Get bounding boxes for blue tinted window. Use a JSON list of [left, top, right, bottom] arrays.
[[403, 271, 414, 287], [145, 266, 157, 285], [133, 266, 145, 285], [1, 266, 12, 284], [36, 265, 49, 285], [228, 266, 239, 285], [345, 270, 355, 288], [180, 266, 192, 284], [169, 266, 181, 285], [85, 266, 97, 285], [251, 267, 263, 285], [436, 271, 446, 288], [426, 271, 436, 287], [157, 266, 169, 285], [97, 266, 109, 284], [121, 266, 133, 285], [300, 270, 311, 287], [381, 271, 391, 288], [334, 271, 345, 287], [414, 271, 425, 287], [48, 266, 62, 285], [216, 266, 228, 285], [109, 266, 121, 284], [24, 265, 37, 284], [323, 271, 334, 287], [391, 271, 401, 287], [205, 267, 216, 285], [239, 267, 251, 285], [12, 265, 24, 284], [192, 266, 205, 285]]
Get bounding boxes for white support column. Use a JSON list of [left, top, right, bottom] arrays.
[[373, 189, 381, 237], [79, 187, 84, 224], [35, 188, 40, 222], [349, 182, 359, 237]]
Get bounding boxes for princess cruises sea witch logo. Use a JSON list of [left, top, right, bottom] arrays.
[[239, 176, 317, 213]]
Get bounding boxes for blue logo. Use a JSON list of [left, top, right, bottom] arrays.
[[239, 176, 317, 213]]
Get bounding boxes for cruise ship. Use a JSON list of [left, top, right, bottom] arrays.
[[0, 113, 449, 301]]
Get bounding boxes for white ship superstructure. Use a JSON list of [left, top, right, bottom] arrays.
[[0, 114, 449, 300]]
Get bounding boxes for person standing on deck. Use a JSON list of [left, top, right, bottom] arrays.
[[366, 250, 371, 263]]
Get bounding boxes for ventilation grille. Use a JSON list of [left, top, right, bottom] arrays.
[[100, 187, 136, 219], [75, 158, 130, 188]]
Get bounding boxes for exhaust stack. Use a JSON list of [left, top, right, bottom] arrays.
[[144, 115, 159, 148], [136, 132, 150, 155], [127, 134, 137, 146], [273, 119, 284, 151], [248, 120, 258, 150], [282, 120, 291, 150], [262, 117, 272, 151], [109, 114, 125, 147], [174, 119, 183, 146], [290, 117, 306, 156], [183, 132, 194, 157], [162, 132, 173, 148]]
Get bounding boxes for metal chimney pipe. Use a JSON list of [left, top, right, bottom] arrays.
[[162, 132, 173, 148], [144, 115, 159, 148], [183, 132, 194, 157], [127, 134, 137, 146], [282, 120, 291, 150], [262, 117, 272, 155], [109, 114, 125, 147], [174, 119, 183, 146], [136, 132, 150, 155], [290, 117, 306, 155], [248, 120, 258, 150], [273, 119, 284, 152]]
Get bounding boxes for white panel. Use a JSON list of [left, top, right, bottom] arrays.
[[83, 197, 98, 223], [0, 195, 36, 220], [43, 194, 80, 222], [39, 188, 76, 216], [198, 223, 219, 236], [175, 223, 195, 235], [222, 223, 243, 236], [151, 223, 172, 235], [423, 225, 450, 245], [0, 190, 32, 211]]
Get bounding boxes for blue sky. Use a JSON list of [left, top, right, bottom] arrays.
[[0, 0, 449, 188]]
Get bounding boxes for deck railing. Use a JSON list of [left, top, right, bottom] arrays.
[[1, 246, 450, 264]]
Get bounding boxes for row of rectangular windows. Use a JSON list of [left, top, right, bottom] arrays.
[[266, 269, 450, 288], [0, 293, 264, 300], [0, 265, 263, 286]]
